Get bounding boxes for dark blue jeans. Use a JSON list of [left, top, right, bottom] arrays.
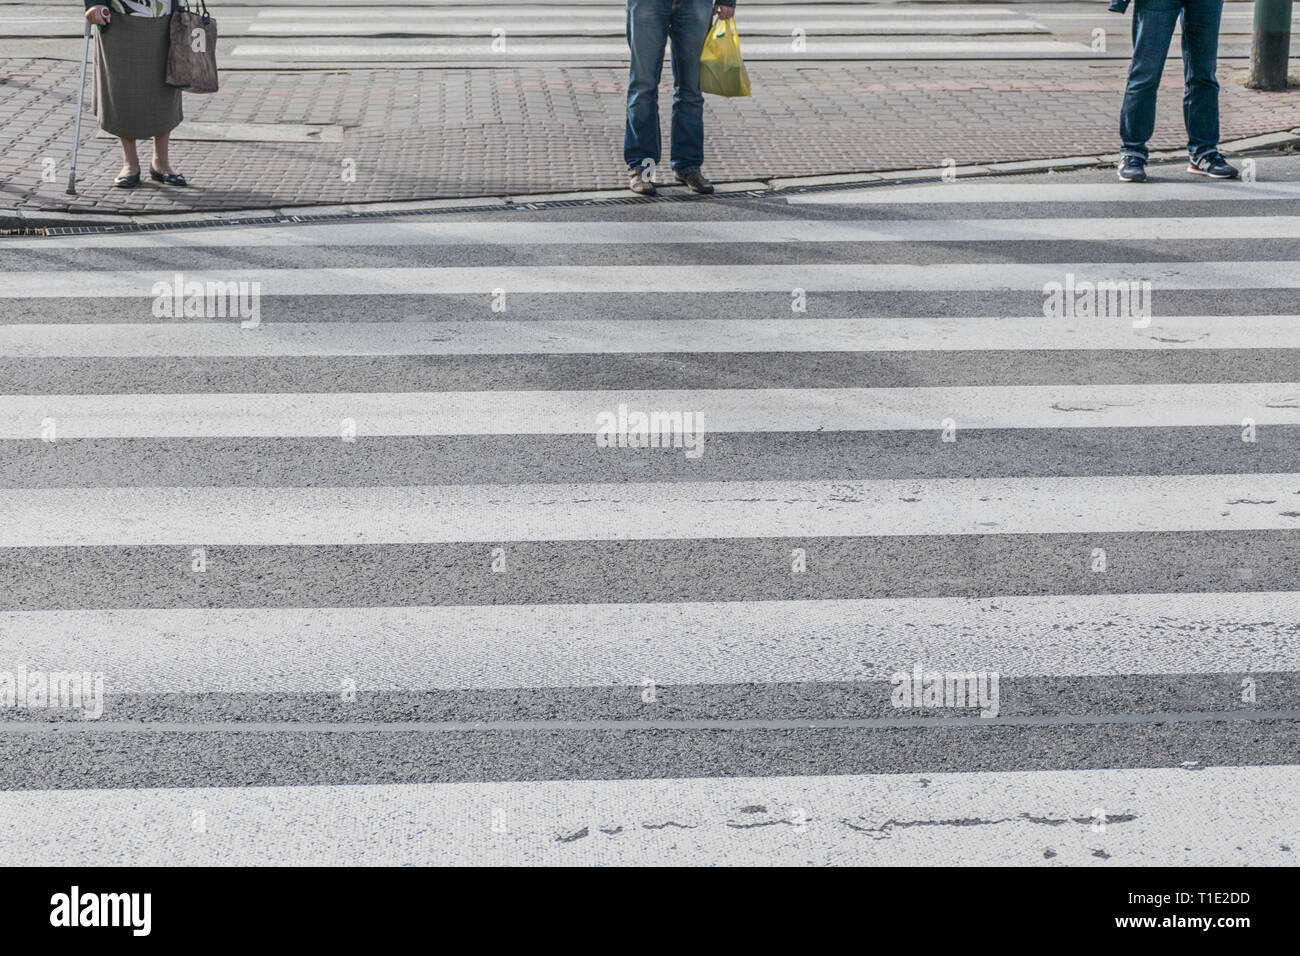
[[624, 0, 713, 175], [1120, 0, 1223, 160]]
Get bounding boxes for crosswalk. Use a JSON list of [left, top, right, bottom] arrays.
[[3, 165, 1300, 865], [7, 0, 1266, 66], [229, 4, 1090, 61]]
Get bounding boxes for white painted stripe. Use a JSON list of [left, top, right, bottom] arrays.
[[1, 262, 1294, 297], [7, 216, 1296, 249], [3, 593, 1296, 692], [254, 8, 1022, 19], [247, 20, 1046, 36], [1026, 10, 1255, 17], [3, 384, 1296, 437], [3, 767, 1294, 865], [229, 40, 1091, 57], [3, 315, 1296, 357], [790, 181, 1300, 204], [3, 475, 1299, 546], [16, 714, 1292, 732]]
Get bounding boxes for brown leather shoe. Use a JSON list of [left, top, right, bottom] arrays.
[[628, 168, 656, 196], [674, 169, 714, 194]]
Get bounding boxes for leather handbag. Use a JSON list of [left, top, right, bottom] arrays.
[[166, 0, 219, 94]]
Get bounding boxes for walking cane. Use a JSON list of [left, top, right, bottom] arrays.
[[66, 20, 92, 195]]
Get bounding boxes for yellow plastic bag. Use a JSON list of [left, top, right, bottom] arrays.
[[699, 17, 751, 98]]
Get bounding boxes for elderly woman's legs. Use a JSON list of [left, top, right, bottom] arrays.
[[115, 135, 185, 186], [117, 135, 179, 176], [151, 133, 175, 176], [118, 138, 140, 178]]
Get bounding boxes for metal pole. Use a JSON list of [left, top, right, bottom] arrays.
[[66, 20, 92, 195], [1247, 0, 1294, 91]]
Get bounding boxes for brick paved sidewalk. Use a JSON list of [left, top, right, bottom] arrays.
[[2, 56, 1299, 219]]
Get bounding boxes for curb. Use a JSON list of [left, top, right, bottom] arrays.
[[5, 128, 1300, 235]]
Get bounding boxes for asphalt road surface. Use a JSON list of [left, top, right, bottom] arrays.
[[1, 155, 1299, 864]]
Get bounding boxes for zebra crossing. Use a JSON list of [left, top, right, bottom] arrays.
[[2, 162, 1300, 865], [230, 4, 1089, 61], [162, 2, 1278, 65], [0, 0, 1265, 66], [1, 1, 1092, 63]]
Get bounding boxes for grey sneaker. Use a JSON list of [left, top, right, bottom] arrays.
[[674, 169, 715, 194], [628, 168, 656, 196], [1117, 156, 1147, 183], [1187, 151, 1239, 179]]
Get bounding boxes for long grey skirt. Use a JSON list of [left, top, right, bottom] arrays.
[[93, 14, 183, 140]]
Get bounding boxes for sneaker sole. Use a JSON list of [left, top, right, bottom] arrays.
[[1186, 166, 1237, 179], [1116, 169, 1146, 182]]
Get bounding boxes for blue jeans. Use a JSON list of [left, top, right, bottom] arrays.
[[624, 0, 713, 174], [1120, 0, 1223, 160]]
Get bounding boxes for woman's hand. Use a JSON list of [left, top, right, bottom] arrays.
[[85, 5, 111, 26], [714, 5, 735, 19]]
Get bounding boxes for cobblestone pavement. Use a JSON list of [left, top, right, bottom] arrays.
[[3, 56, 1300, 216]]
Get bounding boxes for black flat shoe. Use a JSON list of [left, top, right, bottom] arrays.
[[113, 171, 141, 188], [149, 167, 188, 186]]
